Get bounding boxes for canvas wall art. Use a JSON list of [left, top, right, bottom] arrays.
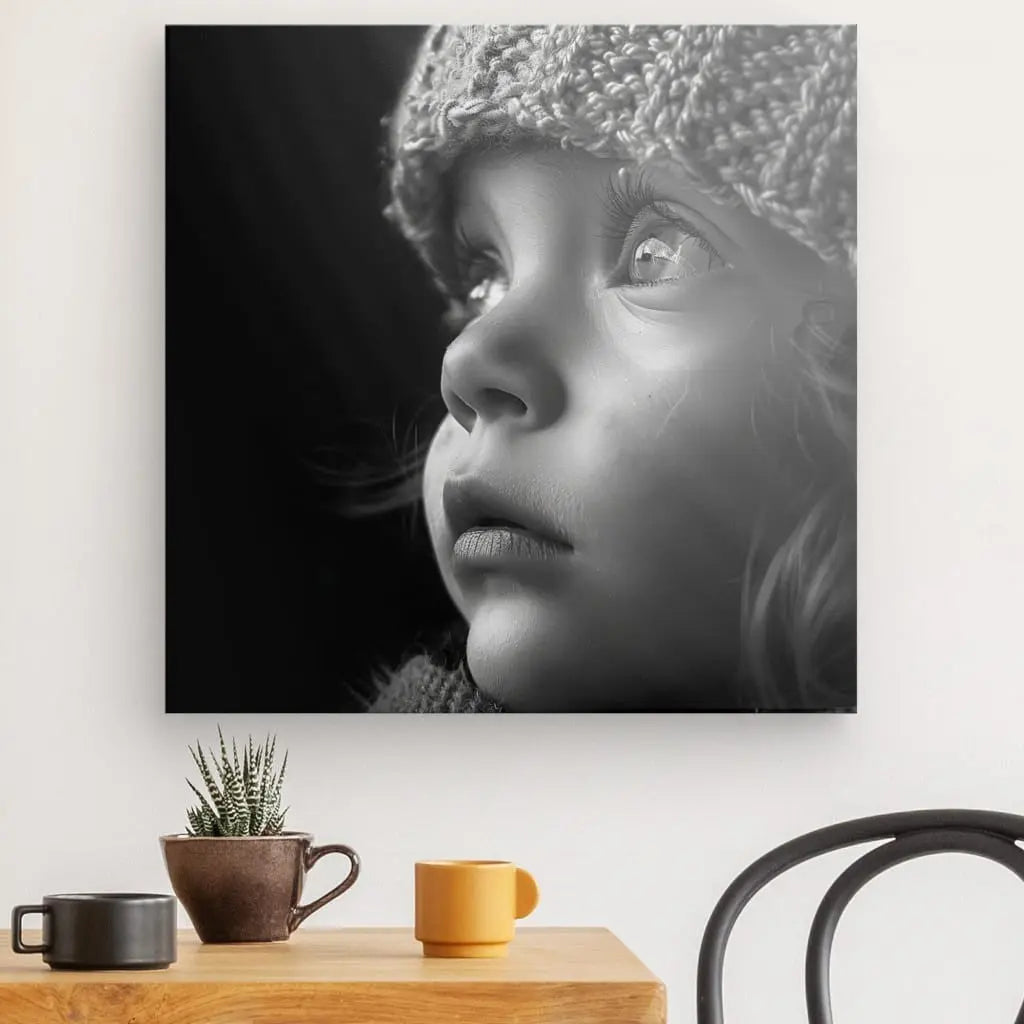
[[166, 25, 857, 712]]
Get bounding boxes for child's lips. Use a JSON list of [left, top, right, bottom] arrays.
[[451, 523, 571, 569], [442, 475, 574, 551]]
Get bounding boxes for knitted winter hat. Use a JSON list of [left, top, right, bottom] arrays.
[[383, 25, 856, 301]]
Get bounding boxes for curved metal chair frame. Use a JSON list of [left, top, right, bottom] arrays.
[[697, 809, 1024, 1024]]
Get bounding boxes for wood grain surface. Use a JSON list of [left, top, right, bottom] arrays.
[[0, 926, 667, 1023]]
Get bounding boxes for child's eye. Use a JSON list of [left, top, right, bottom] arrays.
[[450, 244, 509, 329], [601, 169, 731, 289], [626, 223, 728, 287], [467, 263, 508, 312]]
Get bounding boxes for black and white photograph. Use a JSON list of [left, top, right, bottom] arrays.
[[167, 25, 857, 713]]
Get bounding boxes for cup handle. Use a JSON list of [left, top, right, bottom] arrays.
[[515, 867, 539, 919], [288, 843, 361, 933], [11, 905, 49, 954]]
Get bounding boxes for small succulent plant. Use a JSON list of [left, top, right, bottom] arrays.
[[184, 727, 289, 837]]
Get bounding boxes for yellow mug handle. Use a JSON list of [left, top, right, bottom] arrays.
[[515, 867, 540, 919]]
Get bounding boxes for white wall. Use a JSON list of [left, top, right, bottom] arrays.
[[3, 2, 1024, 1021]]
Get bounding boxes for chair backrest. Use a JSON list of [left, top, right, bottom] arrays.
[[696, 809, 1024, 1024]]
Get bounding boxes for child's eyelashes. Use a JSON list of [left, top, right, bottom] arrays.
[[449, 238, 508, 331], [448, 170, 731, 329], [599, 169, 731, 289]]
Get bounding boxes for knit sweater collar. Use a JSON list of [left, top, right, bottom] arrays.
[[365, 652, 504, 713]]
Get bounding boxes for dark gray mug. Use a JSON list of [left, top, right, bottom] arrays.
[[11, 893, 177, 970]]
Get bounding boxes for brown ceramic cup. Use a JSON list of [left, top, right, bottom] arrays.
[[160, 832, 359, 943]]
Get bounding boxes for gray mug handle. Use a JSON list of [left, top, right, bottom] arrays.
[[11, 905, 49, 954]]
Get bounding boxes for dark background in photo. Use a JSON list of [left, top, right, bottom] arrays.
[[166, 26, 454, 711]]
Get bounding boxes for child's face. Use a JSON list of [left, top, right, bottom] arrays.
[[420, 144, 854, 710]]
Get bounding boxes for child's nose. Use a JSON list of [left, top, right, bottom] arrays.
[[439, 290, 567, 435]]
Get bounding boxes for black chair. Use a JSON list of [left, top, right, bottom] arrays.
[[697, 809, 1024, 1023]]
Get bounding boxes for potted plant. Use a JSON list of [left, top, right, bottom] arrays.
[[160, 727, 360, 943]]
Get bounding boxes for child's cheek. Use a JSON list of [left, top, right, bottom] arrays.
[[422, 415, 462, 538], [422, 414, 474, 616]]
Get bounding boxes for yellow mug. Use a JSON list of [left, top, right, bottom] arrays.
[[414, 860, 540, 958]]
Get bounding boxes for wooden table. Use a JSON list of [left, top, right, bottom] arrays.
[[0, 926, 666, 1023]]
